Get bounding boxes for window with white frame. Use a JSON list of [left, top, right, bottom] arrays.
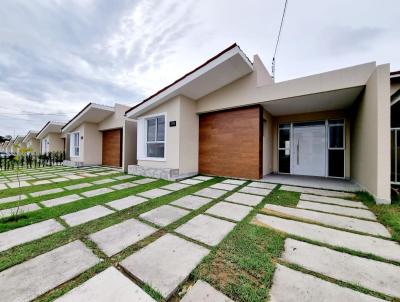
[[146, 115, 165, 158], [71, 132, 80, 157], [42, 138, 49, 154]]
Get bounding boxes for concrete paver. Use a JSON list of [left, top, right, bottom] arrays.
[[206, 202, 252, 222], [133, 178, 157, 184], [300, 193, 367, 208], [0, 203, 41, 218], [297, 200, 377, 220], [92, 178, 116, 185], [50, 177, 69, 183], [0, 240, 100, 302], [171, 195, 212, 210], [64, 182, 93, 190], [176, 214, 236, 246], [210, 183, 238, 191], [110, 182, 138, 190], [106, 196, 148, 210], [114, 175, 135, 180], [263, 204, 390, 237], [280, 185, 356, 198], [54, 267, 156, 302], [248, 182, 277, 189], [41, 194, 82, 207], [239, 186, 271, 196], [194, 188, 226, 199], [161, 183, 190, 191], [225, 192, 263, 207], [0, 194, 27, 204], [181, 280, 233, 302], [89, 219, 157, 256], [253, 214, 400, 262], [221, 179, 247, 185], [7, 181, 31, 188], [30, 188, 64, 197], [270, 264, 385, 302], [180, 179, 203, 185], [137, 188, 171, 199], [31, 180, 52, 185], [61, 205, 114, 227], [140, 205, 189, 227], [120, 234, 209, 299], [81, 188, 114, 198], [0, 219, 64, 252], [282, 239, 400, 299], [193, 176, 213, 181]]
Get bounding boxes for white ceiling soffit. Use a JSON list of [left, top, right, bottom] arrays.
[[128, 46, 253, 118], [62, 104, 115, 133], [262, 86, 364, 116]]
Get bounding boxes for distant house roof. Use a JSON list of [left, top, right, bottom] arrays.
[[125, 43, 253, 118], [22, 130, 39, 144], [36, 121, 65, 140], [62, 103, 115, 133]]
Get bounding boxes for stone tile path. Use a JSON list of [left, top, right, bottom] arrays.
[[61, 205, 114, 227], [263, 204, 390, 237], [81, 188, 114, 198], [297, 200, 377, 220], [225, 192, 263, 207], [194, 188, 226, 199], [64, 182, 93, 190], [282, 239, 400, 299], [248, 181, 277, 189], [176, 214, 236, 246], [181, 280, 233, 302], [6, 181, 31, 188], [30, 188, 64, 197], [270, 264, 385, 302], [221, 179, 247, 185], [239, 186, 271, 196], [181, 179, 203, 185], [114, 175, 135, 180], [41, 194, 83, 207], [210, 183, 238, 191], [300, 193, 367, 208], [161, 183, 190, 191], [138, 188, 171, 199], [50, 177, 69, 183], [193, 176, 213, 181], [280, 185, 355, 198], [0, 203, 41, 218], [89, 219, 157, 256], [0, 194, 27, 204], [253, 214, 400, 262], [206, 202, 252, 222], [54, 267, 156, 302], [110, 182, 138, 190], [0, 219, 64, 252], [0, 240, 100, 302], [106, 196, 147, 210], [120, 234, 209, 299], [134, 178, 157, 184], [92, 178, 116, 185], [140, 205, 189, 227], [171, 195, 212, 210], [31, 180, 52, 185]]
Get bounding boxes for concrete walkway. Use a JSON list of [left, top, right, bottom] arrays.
[[254, 187, 400, 301]]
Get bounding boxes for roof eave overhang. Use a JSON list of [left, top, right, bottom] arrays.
[[126, 45, 253, 119], [36, 122, 64, 140], [62, 103, 115, 133]]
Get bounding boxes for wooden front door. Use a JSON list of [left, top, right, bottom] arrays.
[[102, 129, 122, 167]]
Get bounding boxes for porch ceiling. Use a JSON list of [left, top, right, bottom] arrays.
[[262, 86, 363, 116]]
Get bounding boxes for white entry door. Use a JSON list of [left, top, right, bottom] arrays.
[[291, 125, 326, 177]]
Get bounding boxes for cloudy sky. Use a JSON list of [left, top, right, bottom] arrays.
[[0, 0, 399, 136]]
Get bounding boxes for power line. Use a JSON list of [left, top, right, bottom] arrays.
[[272, 0, 289, 80]]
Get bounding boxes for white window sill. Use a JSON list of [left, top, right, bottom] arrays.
[[138, 157, 166, 162]]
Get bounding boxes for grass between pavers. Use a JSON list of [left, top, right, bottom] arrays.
[[356, 191, 400, 243], [0, 171, 121, 200], [0, 173, 137, 212], [31, 177, 224, 302], [0, 177, 166, 233]]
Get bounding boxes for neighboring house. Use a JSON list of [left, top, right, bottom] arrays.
[[22, 130, 40, 154], [0, 142, 4, 152], [13, 136, 26, 153], [36, 121, 65, 154], [62, 103, 136, 170], [3, 141, 11, 153], [10, 138, 19, 154], [125, 43, 391, 203], [391, 71, 400, 185]]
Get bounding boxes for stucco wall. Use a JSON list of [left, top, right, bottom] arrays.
[[122, 119, 137, 171], [351, 64, 391, 203], [137, 96, 181, 169], [83, 123, 102, 165], [179, 96, 199, 174], [98, 103, 129, 131], [47, 133, 64, 152]]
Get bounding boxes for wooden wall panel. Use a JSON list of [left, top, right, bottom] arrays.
[[199, 106, 262, 179], [102, 128, 122, 167]]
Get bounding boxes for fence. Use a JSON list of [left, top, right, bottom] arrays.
[[0, 152, 65, 171]]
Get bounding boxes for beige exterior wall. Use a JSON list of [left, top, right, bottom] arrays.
[[26, 138, 40, 154], [122, 119, 137, 171], [271, 110, 351, 178], [138, 96, 181, 169], [47, 133, 64, 152], [83, 123, 103, 165], [351, 64, 391, 203], [98, 104, 129, 131]]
